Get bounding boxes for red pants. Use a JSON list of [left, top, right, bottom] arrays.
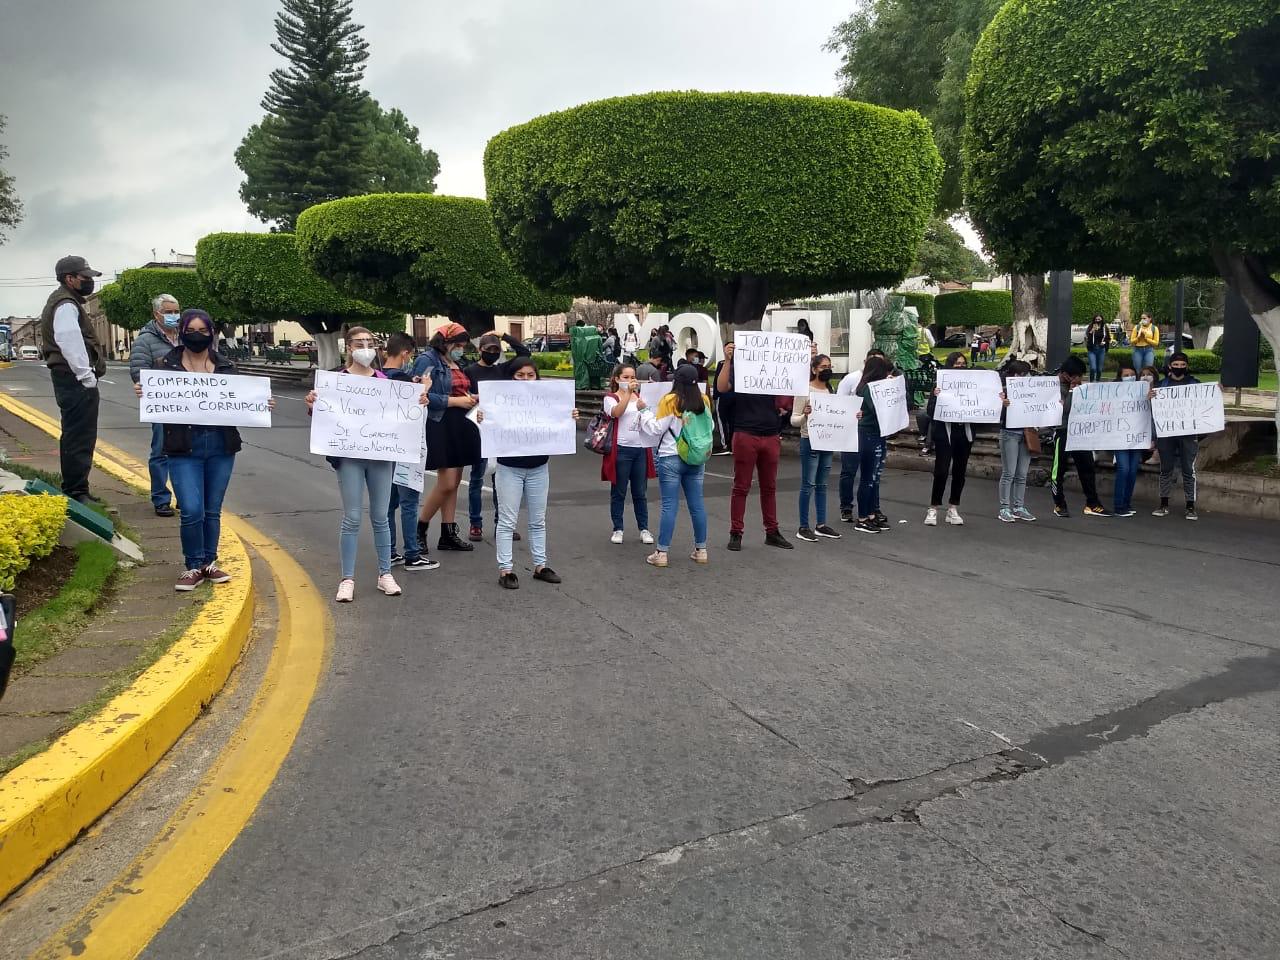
[[730, 432, 780, 534]]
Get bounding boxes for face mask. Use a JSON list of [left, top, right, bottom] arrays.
[[352, 347, 378, 367], [817, 369, 833, 382], [76, 277, 95, 296], [481, 349, 502, 364], [1122, 375, 1136, 382], [449, 347, 465, 361], [181, 330, 212, 353], [161, 312, 180, 329], [1141, 375, 1154, 383], [1169, 368, 1188, 378]]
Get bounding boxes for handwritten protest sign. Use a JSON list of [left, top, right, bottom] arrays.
[[640, 382, 672, 410], [1151, 382, 1225, 438], [806, 392, 860, 452], [479, 380, 577, 458], [309, 370, 425, 461], [934, 369, 1004, 423], [1066, 381, 1151, 451], [1004, 376, 1063, 429], [392, 443, 428, 492], [868, 375, 910, 437], [139, 369, 272, 428], [733, 331, 811, 396]]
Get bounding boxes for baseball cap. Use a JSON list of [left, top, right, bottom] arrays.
[[54, 255, 102, 278], [672, 363, 699, 386], [478, 333, 502, 349]]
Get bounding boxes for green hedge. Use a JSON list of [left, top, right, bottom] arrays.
[[1212, 334, 1274, 368], [197, 233, 399, 331], [295, 194, 570, 335], [98, 269, 224, 332], [934, 289, 1012, 328], [1070, 347, 1221, 374], [0, 494, 67, 592], [1064, 279, 1121, 324], [484, 92, 942, 304], [897, 291, 935, 325], [1131, 278, 1224, 328], [530, 351, 570, 371]]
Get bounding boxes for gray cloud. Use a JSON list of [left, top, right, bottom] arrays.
[[0, 0, 850, 315]]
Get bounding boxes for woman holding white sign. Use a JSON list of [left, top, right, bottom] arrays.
[[924, 352, 974, 527], [996, 359, 1038, 522], [1110, 363, 1144, 517], [476, 358, 578, 589], [602, 364, 655, 546], [305, 327, 423, 602], [790, 354, 842, 543], [136, 309, 273, 592]]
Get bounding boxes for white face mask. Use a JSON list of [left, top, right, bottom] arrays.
[[1122, 375, 1136, 381], [351, 347, 378, 367]]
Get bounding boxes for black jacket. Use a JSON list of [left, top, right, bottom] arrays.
[[157, 347, 244, 456]]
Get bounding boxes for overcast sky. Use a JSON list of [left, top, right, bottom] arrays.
[[0, 0, 876, 317]]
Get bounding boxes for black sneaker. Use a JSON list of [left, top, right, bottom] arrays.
[[796, 527, 818, 542], [403, 555, 439, 571], [390, 552, 404, 566], [1053, 505, 1070, 518], [727, 532, 743, 552], [874, 512, 890, 530], [1185, 506, 1198, 521], [499, 572, 519, 589], [814, 524, 842, 540], [764, 530, 794, 549], [854, 519, 881, 534], [154, 503, 175, 517], [839, 508, 855, 523], [533, 566, 562, 583]]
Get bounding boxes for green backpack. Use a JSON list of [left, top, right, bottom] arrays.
[[674, 408, 715, 465]]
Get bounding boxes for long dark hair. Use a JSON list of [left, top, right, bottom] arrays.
[[943, 351, 967, 368], [861, 355, 893, 384], [672, 379, 705, 414], [506, 356, 539, 379]]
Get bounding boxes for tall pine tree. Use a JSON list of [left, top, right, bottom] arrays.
[[238, 0, 410, 231]]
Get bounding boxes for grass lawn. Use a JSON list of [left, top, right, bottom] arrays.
[[13, 539, 119, 672]]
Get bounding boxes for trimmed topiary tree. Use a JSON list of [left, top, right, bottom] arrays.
[[1064, 279, 1121, 325], [484, 92, 942, 327], [294, 193, 571, 337], [98, 267, 248, 334], [197, 232, 400, 370], [897, 291, 935, 325], [934, 289, 1012, 328], [965, 0, 1280, 448]]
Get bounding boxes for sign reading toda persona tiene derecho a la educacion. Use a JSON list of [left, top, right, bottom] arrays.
[[733, 331, 812, 396], [138, 369, 273, 428]]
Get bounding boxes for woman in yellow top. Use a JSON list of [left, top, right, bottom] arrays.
[[1130, 312, 1160, 372]]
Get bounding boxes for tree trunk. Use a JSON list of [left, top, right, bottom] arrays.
[[452, 310, 498, 338], [1211, 252, 1280, 458], [1009, 272, 1048, 365], [716, 274, 771, 328], [298, 317, 345, 371]]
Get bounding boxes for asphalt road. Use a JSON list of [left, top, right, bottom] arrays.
[[3, 360, 1279, 960]]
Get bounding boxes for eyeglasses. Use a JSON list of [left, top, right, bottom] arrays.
[[348, 339, 377, 348]]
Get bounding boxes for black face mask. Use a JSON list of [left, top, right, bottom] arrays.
[[1169, 368, 1188, 378], [181, 330, 213, 353], [481, 350, 501, 364], [74, 276, 94, 296], [817, 369, 833, 382]]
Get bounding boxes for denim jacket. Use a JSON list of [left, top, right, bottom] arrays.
[[410, 348, 453, 422]]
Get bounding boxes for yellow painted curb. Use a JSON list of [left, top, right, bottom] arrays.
[[0, 390, 255, 902]]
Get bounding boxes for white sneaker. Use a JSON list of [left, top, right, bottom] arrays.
[[946, 506, 965, 525], [924, 507, 938, 526], [335, 578, 355, 603], [610, 530, 624, 544], [377, 573, 402, 596], [640, 529, 655, 544]]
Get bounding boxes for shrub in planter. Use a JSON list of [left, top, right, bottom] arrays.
[[0, 494, 67, 591]]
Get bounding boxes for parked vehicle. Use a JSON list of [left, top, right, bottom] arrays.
[[18, 345, 41, 361], [530, 334, 571, 352], [939, 332, 968, 348]]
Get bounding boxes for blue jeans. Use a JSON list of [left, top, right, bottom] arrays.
[[798, 438, 832, 528], [838, 451, 860, 512], [610, 445, 649, 531], [337, 458, 394, 579], [167, 427, 235, 571], [998, 428, 1031, 510], [1087, 345, 1107, 382], [656, 455, 708, 552], [149, 422, 172, 508], [1132, 346, 1155, 371], [469, 460, 497, 528], [1113, 450, 1140, 513], [856, 427, 886, 518], [387, 483, 421, 559], [496, 463, 548, 571]]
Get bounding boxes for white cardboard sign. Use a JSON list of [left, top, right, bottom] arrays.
[[1004, 376, 1063, 429], [1066, 381, 1152, 451], [733, 331, 812, 396], [309, 370, 425, 461], [934, 369, 1004, 423], [806, 392, 860, 453], [1151, 382, 1225, 438], [479, 380, 577, 458], [868, 375, 910, 437], [392, 443, 429, 492], [139, 369, 272, 428]]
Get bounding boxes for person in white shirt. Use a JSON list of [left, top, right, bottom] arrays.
[[601, 364, 654, 545], [39, 255, 106, 503], [621, 324, 641, 363]]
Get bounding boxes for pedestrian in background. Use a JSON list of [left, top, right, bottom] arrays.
[[464, 330, 531, 541], [1085, 314, 1111, 382], [129, 293, 182, 516], [382, 332, 437, 571], [792, 354, 842, 543], [602, 363, 655, 545], [41, 255, 106, 505], [1130, 312, 1160, 371]]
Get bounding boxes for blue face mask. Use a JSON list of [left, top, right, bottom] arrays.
[[162, 312, 180, 329], [449, 347, 465, 361]]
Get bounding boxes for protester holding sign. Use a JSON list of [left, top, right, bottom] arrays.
[[924, 353, 981, 527], [853, 355, 894, 535], [716, 341, 793, 552], [635, 364, 714, 567], [602, 364, 655, 546], [306, 327, 427, 601], [475, 358, 578, 589], [381, 333, 437, 571], [790, 355, 842, 543], [1153, 353, 1203, 520], [412, 322, 481, 554], [134, 309, 274, 592], [1109, 364, 1145, 517], [464, 331, 531, 541], [1050, 356, 1109, 518], [997, 360, 1038, 522]]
